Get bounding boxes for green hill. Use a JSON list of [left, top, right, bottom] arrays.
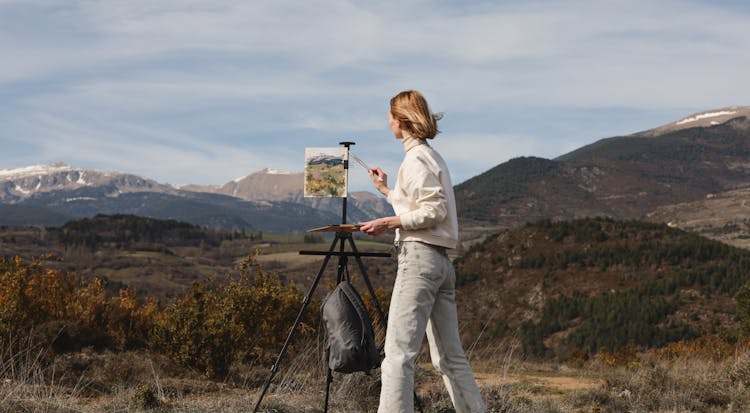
[[454, 156, 603, 226], [454, 218, 750, 360], [455, 117, 750, 232]]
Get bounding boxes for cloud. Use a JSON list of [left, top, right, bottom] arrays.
[[1, 0, 749, 190], [4, 1, 750, 107], [2, 110, 273, 185]]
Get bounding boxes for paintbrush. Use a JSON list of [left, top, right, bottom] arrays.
[[351, 153, 384, 182]]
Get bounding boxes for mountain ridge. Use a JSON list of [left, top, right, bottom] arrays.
[[634, 105, 750, 137], [4, 105, 749, 234], [0, 163, 392, 231], [457, 111, 750, 235], [0, 162, 176, 203]]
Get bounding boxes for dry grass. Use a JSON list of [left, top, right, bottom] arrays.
[[0, 335, 87, 413], [4, 333, 750, 413], [572, 352, 750, 413]]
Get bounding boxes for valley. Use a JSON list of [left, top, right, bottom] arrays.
[[0, 214, 397, 299], [3, 107, 750, 412]]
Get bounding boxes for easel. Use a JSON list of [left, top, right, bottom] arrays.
[[253, 142, 424, 412]]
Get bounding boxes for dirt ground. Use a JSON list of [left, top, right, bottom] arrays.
[[475, 371, 603, 392]]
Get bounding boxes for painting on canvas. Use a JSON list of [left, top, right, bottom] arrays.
[[304, 147, 347, 197]]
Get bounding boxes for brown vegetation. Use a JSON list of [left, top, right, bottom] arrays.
[[0, 254, 316, 380], [3, 333, 750, 412], [5, 216, 750, 411]]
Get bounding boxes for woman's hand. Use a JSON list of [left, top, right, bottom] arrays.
[[359, 216, 401, 236], [369, 167, 389, 196]]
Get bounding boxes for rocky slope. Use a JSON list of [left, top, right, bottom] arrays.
[[0, 162, 176, 203], [181, 168, 393, 223], [646, 187, 750, 249], [456, 107, 750, 234], [0, 163, 391, 230]]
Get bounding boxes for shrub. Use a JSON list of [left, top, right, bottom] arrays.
[[0, 256, 159, 353], [150, 255, 317, 378], [653, 335, 735, 361], [1, 254, 318, 380]]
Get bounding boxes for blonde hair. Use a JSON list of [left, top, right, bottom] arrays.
[[390, 90, 443, 139]]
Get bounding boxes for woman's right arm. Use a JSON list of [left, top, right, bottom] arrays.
[[369, 167, 390, 197]]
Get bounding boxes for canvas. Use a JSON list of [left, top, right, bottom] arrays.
[[304, 147, 348, 198]]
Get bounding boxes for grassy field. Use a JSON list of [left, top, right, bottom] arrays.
[[5, 217, 750, 412], [3, 340, 750, 413]]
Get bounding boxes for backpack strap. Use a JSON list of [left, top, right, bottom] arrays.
[[339, 281, 371, 346]]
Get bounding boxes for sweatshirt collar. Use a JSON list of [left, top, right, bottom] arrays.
[[402, 136, 426, 152]]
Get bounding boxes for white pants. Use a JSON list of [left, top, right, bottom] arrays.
[[378, 241, 486, 413]]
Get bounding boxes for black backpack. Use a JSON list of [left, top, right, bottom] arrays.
[[321, 281, 380, 373]]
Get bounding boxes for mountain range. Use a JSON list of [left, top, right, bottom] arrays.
[[2, 105, 749, 236], [0, 163, 391, 231], [455, 106, 750, 241]]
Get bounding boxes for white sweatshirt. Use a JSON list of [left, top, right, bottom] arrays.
[[387, 137, 459, 249]]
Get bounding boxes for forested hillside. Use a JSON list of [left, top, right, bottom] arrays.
[[5, 215, 750, 361], [454, 218, 750, 360], [53, 214, 252, 249], [0, 214, 395, 300], [455, 117, 750, 231], [0, 215, 300, 297]]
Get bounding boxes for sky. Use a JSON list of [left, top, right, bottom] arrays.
[[1, 0, 749, 192]]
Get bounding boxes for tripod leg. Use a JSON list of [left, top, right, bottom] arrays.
[[324, 349, 333, 413], [252, 235, 339, 413], [346, 235, 388, 330], [337, 228, 348, 283]]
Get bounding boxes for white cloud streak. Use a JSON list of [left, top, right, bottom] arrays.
[[6, 111, 273, 185], [1, 0, 749, 187]]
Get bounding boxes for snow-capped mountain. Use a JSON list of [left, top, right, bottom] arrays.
[[0, 162, 176, 203], [181, 168, 393, 222], [459, 106, 750, 230], [635, 106, 750, 137], [0, 163, 390, 230]]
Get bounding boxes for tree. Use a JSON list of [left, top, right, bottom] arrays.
[[735, 281, 750, 337]]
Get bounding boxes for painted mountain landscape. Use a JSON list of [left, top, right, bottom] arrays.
[[4, 107, 750, 412]]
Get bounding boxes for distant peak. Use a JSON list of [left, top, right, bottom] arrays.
[[675, 108, 740, 126], [635, 105, 750, 137], [260, 167, 294, 175], [232, 168, 296, 183], [0, 162, 74, 179]]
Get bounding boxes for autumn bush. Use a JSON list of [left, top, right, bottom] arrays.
[[0, 255, 317, 379], [0, 255, 156, 354], [150, 256, 318, 378], [653, 334, 739, 361]]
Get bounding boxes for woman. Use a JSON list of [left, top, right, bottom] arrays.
[[360, 90, 486, 413]]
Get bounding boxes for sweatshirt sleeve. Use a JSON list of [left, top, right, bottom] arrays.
[[398, 160, 448, 231]]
